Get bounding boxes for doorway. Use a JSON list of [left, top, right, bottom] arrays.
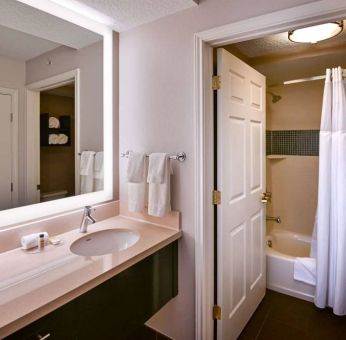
[[194, 2, 346, 340]]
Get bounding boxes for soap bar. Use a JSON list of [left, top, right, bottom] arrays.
[[49, 236, 62, 245], [21, 232, 49, 250]]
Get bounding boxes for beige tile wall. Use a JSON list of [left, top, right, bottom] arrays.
[[266, 80, 324, 236]]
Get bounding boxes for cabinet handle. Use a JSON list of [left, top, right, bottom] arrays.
[[38, 334, 51, 340]]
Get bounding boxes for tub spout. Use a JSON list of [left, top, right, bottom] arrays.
[[266, 216, 281, 224]]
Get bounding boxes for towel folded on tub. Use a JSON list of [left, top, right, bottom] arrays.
[[294, 257, 316, 286]]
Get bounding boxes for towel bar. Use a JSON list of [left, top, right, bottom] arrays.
[[120, 151, 186, 162]]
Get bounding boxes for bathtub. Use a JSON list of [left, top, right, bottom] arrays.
[[266, 229, 315, 301]]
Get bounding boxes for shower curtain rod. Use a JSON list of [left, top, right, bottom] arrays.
[[269, 69, 346, 87]]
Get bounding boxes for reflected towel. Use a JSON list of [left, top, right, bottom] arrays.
[[294, 257, 316, 286], [147, 153, 172, 217], [80, 151, 95, 193], [49, 117, 60, 128], [57, 134, 68, 145], [94, 152, 104, 191], [48, 134, 59, 145]]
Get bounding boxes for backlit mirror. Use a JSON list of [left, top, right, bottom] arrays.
[[0, 0, 105, 212], [0, 0, 103, 210]]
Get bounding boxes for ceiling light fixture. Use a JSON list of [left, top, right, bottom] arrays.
[[288, 21, 344, 44]]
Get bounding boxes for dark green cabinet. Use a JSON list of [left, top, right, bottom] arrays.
[[6, 242, 178, 340]]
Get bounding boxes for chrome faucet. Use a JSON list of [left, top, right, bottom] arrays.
[[266, 216, 281, 224], [80, 206, 96, 233]]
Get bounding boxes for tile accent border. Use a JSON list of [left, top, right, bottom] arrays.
[[266, 130, 319, 156]]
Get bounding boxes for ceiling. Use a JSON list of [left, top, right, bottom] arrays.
[[225, 21, 346, 85], [0, 0, 102, 51], [76, 0, 198, 31], [0, 25, 60, 62]]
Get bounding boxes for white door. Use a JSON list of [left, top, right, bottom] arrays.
[[216, 48, 266, 339], [0, 93, 13, 210]]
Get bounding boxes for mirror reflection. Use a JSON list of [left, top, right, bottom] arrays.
[[0, 0, 104, 211]]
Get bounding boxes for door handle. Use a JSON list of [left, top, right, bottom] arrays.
[[38, 333, 51, 340], [261, 192, 271, 203]]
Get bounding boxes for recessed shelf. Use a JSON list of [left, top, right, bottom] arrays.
[[267, 155, 287, 160]]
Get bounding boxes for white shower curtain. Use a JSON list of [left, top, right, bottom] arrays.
[[312, 67, 346, 315]]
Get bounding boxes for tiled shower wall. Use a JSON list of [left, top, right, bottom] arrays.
[[266, 80, 324, 236], [266, 130, 319, 156]]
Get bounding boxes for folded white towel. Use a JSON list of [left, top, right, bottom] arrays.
[[147, 153, 167, 183], [49, 117, 60, 128], [94, 152, 104, 179], [127, 152, 146, 212], [294, 257, 316, 286], [94, 151, 104, 191], [80, 151, 95, 193], [48, 134, 59, 145], [57, 134, 68, 145], [127, 152, 146, 183], [147, 153, 172, 217], [21, 232, 49, 250]]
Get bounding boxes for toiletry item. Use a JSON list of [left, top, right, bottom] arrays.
[[49, 236, 62, 245], [21, 232, 49, 250], [39, 233, 45, 250]]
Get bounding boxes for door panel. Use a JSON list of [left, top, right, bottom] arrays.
[[217, 48, 266, 339]]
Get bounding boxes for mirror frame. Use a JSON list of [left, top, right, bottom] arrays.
[[0, 0, 113, 229]]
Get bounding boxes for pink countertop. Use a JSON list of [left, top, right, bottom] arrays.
[[0, 214, 181, 338]]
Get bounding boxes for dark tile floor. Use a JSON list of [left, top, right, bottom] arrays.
[[239, 290, 346, 340], [128, 325, 172, 340]]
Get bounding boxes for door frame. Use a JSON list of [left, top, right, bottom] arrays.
[[25, 69, 80, 204], [0, 87, 19, 208], [194, 1, 346, 339]]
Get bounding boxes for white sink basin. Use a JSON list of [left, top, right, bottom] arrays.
[[70, 229, 140, 256]]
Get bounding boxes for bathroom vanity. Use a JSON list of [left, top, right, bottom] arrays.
[[4, 241, 178, 340], [0, 211, 181, 339]]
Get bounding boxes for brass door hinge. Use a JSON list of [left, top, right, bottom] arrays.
[[212, 75, 221, 90], [212, 190, 221, 205], [213, 305, 222, 320]]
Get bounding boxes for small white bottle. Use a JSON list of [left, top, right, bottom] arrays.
[[39, 233, 45, 251]]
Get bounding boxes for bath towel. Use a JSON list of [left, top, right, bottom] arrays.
[[49, 116, 60, 128], [48, 134, 59, 145], [80, 151, 96, 193], [127, 152, 146, 183], [294, 257, 316, 286], [127, 152, 146, 212], [94, 151, 104, 191], [147, 153, 172, 217]]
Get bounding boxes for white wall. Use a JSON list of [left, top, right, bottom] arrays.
[[0, 55, 26, 206], [119, 0, 316, 338]]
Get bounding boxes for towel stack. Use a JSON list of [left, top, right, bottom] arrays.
[[48, 134, 68, 145], [127, 152, 172, 217]]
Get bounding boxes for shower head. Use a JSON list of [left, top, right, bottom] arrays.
[[267, 91, 282, 103]]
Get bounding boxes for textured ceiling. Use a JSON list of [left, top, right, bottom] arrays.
[[76, 0, 198, 31], [232, 21, 346, 58], [225, 21, 346, 85], [0, 25, 60, 62], [0, 0, 102, 50]]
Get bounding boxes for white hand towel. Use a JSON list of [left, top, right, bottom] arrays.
[[94, 151, 104, 191], [127, 152, 146, 212], [48, 134, 59, 145], [49, 117, 60, 128], [21, 232, 49, 250], [80, 151, 95, 193], [147, 153, 172, 217], [57, 134, 68, 145], [147, 153, 166, 183], [127, 152, 146, 183], [294, 257, 316, 286]]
